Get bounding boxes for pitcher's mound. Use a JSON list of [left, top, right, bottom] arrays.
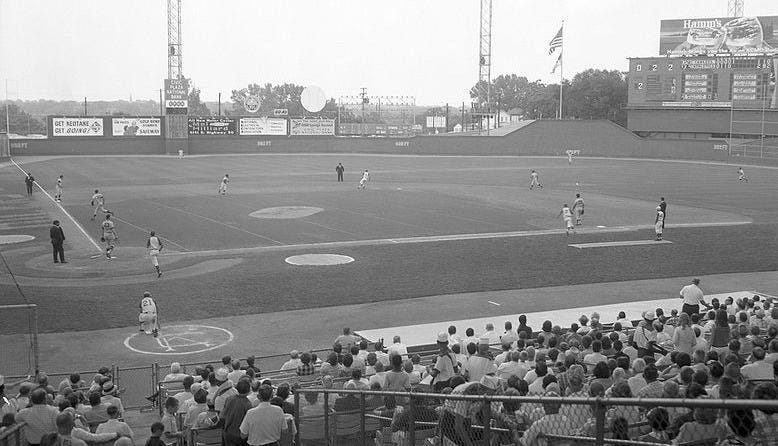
[[250, 206, 323, 219]]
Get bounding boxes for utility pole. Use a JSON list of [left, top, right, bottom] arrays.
[[360, 87, 367, 136], [460, 102, 466, 132], [4, 80, 9, 135]]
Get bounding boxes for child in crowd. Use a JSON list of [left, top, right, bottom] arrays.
[[145, 422, 166, 446], [160, 397, 184, 444]]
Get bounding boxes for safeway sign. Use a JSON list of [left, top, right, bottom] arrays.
[[164, 79, 189, 109]]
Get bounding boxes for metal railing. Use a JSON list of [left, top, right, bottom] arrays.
[[291, 388, 778, 446], [0, 422, 26, 446]]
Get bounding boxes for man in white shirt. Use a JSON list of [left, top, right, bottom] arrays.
[[496, 351, 527, 383], [280, 351, 301, 371], [387, 336, 408, 359], [765, 340, 778, 364], [95, 405, 134, 440], [227, 360, 246, 383], [501, 321, 519, 346], [239, 385, 287, 446], [741, 347, 774, 381], [680, 278, 709, 316], [162, 362, 188, 394], [481, 323, 501, 346]]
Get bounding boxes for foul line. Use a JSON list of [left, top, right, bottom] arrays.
[[8, 158, 103, 253], [141, 199, 285, 245], [159, 220, 752, 260], [109, 215, 190, 252]]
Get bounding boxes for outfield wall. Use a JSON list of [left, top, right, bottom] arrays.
[[6, 119, 737, 164]]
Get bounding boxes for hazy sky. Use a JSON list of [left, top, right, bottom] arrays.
[[1, 0, 776, 105]]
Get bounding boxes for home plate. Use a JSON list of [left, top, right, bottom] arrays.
[[569, 240, 672, 249]]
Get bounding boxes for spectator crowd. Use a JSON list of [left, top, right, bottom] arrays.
[[3, 289, 778, 446]]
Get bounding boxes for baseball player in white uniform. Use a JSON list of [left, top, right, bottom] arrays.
[[529, 170, 543, 190], [358, 170, 369, 190], [219, 174, 230, 195], [147, 231, 163, 278], [90, 189, 112, 220], [557, 204, 575, 235], [655, 206, 665, 241]]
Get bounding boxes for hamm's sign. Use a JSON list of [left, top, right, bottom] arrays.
[[660, 16, 778, 56], [52, 118, 104, 136]]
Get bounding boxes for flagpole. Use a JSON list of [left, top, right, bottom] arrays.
[[558, 21, 564, 120]]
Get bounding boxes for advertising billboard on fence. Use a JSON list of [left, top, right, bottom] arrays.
[[52, 118, 104, 137], [660, 16, 778, 56], [290, 118, 335, 135], [239, 117, 288, 135], [188, 117, 237, 135], [111, 118, 161, 136]]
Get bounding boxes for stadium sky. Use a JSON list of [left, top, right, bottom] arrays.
[[0, 0, 776, 106]]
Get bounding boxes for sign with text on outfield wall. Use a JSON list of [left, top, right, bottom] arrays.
[[239, 117, 287, 135], [187, 117, 237, 135], [112, 118, 161, 136], [164, 78, 189, 109], [290, 118, 335, 135], [52, 118, 104, 137]]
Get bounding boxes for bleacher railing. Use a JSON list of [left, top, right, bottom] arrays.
[[0, 422, 26, 446], [292, 388, 778, 446]]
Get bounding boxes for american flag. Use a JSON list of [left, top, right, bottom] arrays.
[[548, 26, 563, 55]]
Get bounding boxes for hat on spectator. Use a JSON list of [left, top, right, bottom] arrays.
[[478, 336, 490, 346], [643, 311, 656, 321], [436, 332, 448, 343], [215, 368, 229, 382], [102, 381, 117, 395], [170, 362, 181, 373], [290, 350, 299, 358], [479, 375, 499, 390]]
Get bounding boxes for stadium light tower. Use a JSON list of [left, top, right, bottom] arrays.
[[728, 0, 744, 17], [479, 0, 492, 132], [167, 0, 183, 79]]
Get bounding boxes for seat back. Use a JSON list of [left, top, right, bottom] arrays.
[[190, 427, 222, 446], [332, 410, 362, 438], [298, 414, 328, 442]]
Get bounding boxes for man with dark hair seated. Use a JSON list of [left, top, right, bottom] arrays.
[[81, 391, 110, 428]]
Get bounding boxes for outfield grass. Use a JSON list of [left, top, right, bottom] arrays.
[[1, 154, 777, 336]]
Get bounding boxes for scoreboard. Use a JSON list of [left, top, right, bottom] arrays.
[[628, 56, 777, 109]]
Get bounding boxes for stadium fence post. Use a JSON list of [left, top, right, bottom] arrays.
[[293, 391, 300, 446], [323, 390, 330, 444], [408, 392, 415, 446], [482, 395, 492, 446], [32, 305, 39, 373], [359, 392, 366, 445], [593, 397, 606, 446]]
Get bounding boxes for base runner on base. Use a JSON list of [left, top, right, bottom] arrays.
[[147, 231, 163, 278]]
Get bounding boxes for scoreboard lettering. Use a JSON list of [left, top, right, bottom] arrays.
[[628, 56, 777, 108]]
